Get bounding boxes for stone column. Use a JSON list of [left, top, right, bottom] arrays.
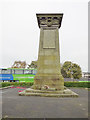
[[33, 14, 64, 90]]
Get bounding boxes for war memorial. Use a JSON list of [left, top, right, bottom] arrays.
[[19, 14, 78, 97]]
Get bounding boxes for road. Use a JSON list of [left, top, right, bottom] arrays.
[[0, 87, 89, 119]]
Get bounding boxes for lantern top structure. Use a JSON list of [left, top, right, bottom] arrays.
[[36, 13, 63, 28]]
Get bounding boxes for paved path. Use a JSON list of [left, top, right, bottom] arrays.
[[1, 87, 89, 118]]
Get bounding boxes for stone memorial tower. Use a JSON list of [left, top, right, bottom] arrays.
[[19, 14, 78, 97], [33, 14, 64, 90]]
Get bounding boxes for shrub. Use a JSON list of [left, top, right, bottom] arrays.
[[2, 82, 12, 87], [64, 81, 90, 88], [1, 81, 90, 88], [61, 61, 82, 79], [1, 82, 34, 87]]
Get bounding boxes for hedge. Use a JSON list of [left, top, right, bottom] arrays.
[[64, 81, 90, 88], [1, 82, 33, 88], [0, 81, 90, 88]]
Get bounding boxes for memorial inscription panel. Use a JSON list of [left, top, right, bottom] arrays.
[[43, 30, 56, 49]]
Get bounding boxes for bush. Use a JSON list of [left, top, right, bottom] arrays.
[[61, 61, 82, 79], [1, 81, 90, 88], [64, 81, 90, 88], [1, 82, 34, 88], [2, 82, 12, 87], [19, 82, 33, 87]]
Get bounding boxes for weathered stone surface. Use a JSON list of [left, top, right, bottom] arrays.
[[18, 14, 78, 97], [43, 30, 55, 48], [33, 14, 64, 90], [19, 87, 78, 97]]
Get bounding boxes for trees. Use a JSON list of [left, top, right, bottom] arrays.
[[61, 61, 82, 79], [28, 60, 82, 79], [28, 61, 37, 68], [11, 61, 26, 68]]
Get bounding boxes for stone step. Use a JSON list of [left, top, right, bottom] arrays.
[[19, 88, 78, 97], [25, 88, 64, 94], [19, 91, 78, 97]]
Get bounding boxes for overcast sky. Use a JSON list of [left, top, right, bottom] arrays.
[[0, 0, 88, 72]]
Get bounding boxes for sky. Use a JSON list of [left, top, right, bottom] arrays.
[[0, 0, 88, 72]]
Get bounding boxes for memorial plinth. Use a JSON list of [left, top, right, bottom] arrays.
[[19, 13, 78, 97]]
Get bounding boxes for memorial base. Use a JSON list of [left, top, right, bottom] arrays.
[[19, 87, 78, 97]]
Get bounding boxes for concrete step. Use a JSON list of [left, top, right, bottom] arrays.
[[19, 88, 79, 97], [25, 88, 64, 94]]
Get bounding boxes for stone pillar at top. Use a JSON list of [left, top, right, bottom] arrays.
[[33, 14, 64, 90]]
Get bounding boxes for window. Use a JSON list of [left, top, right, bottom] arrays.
[[1, 69, 11, 74], [24, 70, 29, 74], [31, 70, 33, 74], [12, 70, 15, 74], [33, 70, 37, 74], [0, 69, 1, 74], [15, 70, 23, 74]]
